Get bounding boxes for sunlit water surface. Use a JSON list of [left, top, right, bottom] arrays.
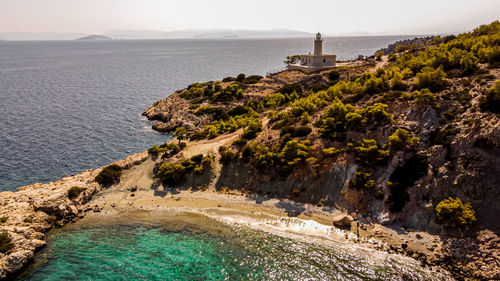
[[17, 214, 440, 281]]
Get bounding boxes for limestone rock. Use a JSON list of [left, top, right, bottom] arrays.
[[332, 215, 353, 229]]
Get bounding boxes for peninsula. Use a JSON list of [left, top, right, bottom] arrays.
[[1, 21, 499, 280]]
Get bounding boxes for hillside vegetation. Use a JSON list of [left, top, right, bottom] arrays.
[[143, 21, 500, 280]]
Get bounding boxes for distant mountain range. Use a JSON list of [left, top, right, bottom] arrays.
[[0, 28, 314, 41]]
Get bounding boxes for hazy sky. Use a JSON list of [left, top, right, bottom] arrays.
[[1, 0, 499, 35]]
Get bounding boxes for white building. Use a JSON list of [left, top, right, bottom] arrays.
[[288, 33, 336, 72]]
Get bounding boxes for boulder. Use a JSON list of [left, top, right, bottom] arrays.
[[333, 215, 354, 229]]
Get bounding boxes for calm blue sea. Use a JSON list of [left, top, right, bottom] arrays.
[[0, 36, 414, 191]]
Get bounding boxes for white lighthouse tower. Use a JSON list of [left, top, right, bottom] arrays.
[[287, 32, 336, 72], [314, 32, 323, 56]]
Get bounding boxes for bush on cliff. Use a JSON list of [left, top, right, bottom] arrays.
[[243, 75, 263, 84], [148, 142, 182, 156], [413, 88, 439, 108], [157, 163, 186, 185], [348, 170, 375, 189], [0, 233, 14, 254], [348, 139, 389, 167], [68, 186, 86, 199], [386, 128, 420, 154], [328, 70, 340, 81], [95, 164, 122, 186], [480, 80, 500, 113], [277, 83, 303, 95], [414, 67, 447, 92], [280, 125, 312, 138], [435, 197, 476, 228]]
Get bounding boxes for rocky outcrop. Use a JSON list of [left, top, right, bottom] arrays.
[[0, 151, 148, 279], [332, 214, 354, 229], [142, 92, 208, 132]]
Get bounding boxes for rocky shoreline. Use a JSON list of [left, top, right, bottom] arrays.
[[0, 147, 455, 280]]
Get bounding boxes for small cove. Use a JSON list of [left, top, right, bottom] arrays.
[[17, 212, 443, 281]]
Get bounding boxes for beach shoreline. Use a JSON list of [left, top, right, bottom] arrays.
[[0, 148, 452, 279]]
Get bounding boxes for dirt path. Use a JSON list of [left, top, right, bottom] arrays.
[[370, 55, 389, 72]]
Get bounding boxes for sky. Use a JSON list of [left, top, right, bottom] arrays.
[[1, 0, 499, 35]]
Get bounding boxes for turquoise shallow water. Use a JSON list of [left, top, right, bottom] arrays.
[[17, 214, 441, 281]]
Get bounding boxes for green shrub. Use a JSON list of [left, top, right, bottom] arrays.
[[95, 164, 122, 186], [277, 83, 303, 95], [309, 84, 329, 93], [0, 217, 7, 223], [345, 112, 365, 131], [264, 92, 287, 108], [201, 157, 213, 167], [480, 80, 500, 113], [181, 158, 197, 172], [348, 170, 375, 189], [236, 73, 246, 82], [435, 197, 476, 228], [222, 76, 236, 82], [241, 119, 262, 139], [375, 50, 384, 61], [362, 103, 393, 124], [180, 86, 204, 99], [386, 154, 428, 212], [243, 75, 263, 84], [349, 139, 389, 167], [157, 163, 186, 185], [300, 112, 311, 124], [173, 127, 188, 143], [328, 70, 340, 81], [68, 186, 86, 199], [190, 154, 204, 164], [241, 144, 256, 162], [232, 138, 248, 146], [280, 125, 312, 138], [413, 89, 439, 108], [220, 149, 238, 163], [391, 72, 408, 91], [23, 217, 33, 224], [414, 67, 447, 92], [387, 128, 420, 154], [0, 233, 14, 254], [211, 84, 243, 102], [193, 166, 204, 174], [284, 55, 300, 65], [388, 52, 397, 62], [194, 106, 228, 120], [227, 105, 248, 117], [279, 140, 312, 166], [323, 147, 341, 157], [363, 75, 389, 94], [148, 142, 182, 156]]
